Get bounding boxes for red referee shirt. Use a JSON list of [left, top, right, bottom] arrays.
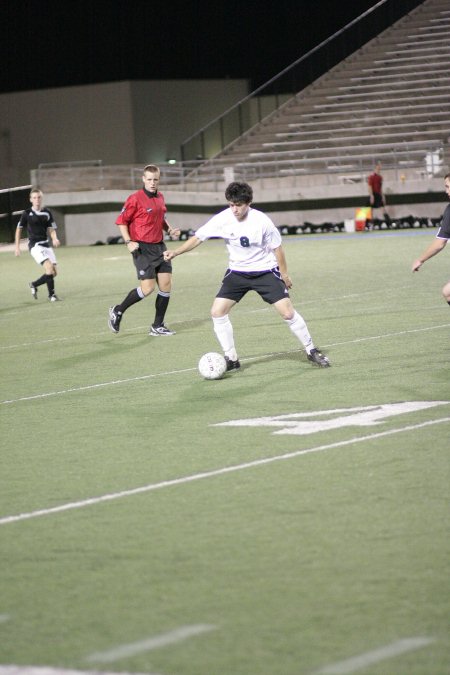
[[116, 189, 168, 243], [367, 172, 383, 194]]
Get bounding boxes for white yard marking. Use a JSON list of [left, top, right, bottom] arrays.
[[214, 401, 449, 435], [86, 624, 216, 664], [312, 636, 436, 674], [0, 668, 160, 675], [1, 416, 448, 526]]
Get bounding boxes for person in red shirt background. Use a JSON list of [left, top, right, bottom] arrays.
[[108, 164, 180, 335], [367, 161, 387, 213]]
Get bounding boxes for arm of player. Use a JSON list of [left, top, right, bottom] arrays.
[[164, 235, 202, 260], [14, 225, 22, 256], [273, 245, 292, 289], [117, 224, 139, 252], [163, 220, 181, 240], [412, 238, 447, 271], [49, 228, 60, 248], [367, 177, 374, 205]]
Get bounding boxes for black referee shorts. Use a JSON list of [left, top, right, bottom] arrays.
[[371, 193, 384, 209], [131, 241, 172, 280], [216, 268, 290, 304]]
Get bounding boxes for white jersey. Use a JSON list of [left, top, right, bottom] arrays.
[[195, 206, 281, 272]]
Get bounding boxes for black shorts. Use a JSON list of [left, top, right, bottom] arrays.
[[131, 241, 172, 280], [216, 268, 290, 304], [370, 192, 384, 209]]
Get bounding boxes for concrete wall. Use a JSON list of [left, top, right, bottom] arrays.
[[0, 82, 135, 186], [0, 79, 249, 187], [130, 80, 250, 164], [45, 176, 448, 246]]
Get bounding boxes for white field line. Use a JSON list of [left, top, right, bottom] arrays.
[[0, 336, 80, 350], [2, 323, 450, 406], [1, 416, 449, 526], [0, 668, 160, 675], [86, 624, 216, 664], [312, 636, 436, 674], [0, 282, 443, 349], [0, 368, 194, 405]]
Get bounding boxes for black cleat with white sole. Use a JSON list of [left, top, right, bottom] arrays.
[[225, 356, 241, 372], [108, 305, 122, 333], [307, 349, 330, 367]]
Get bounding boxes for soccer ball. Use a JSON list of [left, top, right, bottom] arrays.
[[198, 352, 227, 380]]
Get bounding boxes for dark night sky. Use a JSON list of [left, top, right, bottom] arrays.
[[3, 0, 383, 94]]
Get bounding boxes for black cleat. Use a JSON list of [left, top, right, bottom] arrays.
[[48, 294, 61, 302], [225, 356, 241, 371], [29, 282, 38, 299], [307, 348, 330, 367], [108, 305, 122, 333], [149, 324, 176, 336]]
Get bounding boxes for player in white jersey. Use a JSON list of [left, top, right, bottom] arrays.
[[164, 181, 330, 370]]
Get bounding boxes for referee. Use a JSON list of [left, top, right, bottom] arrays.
[[108, 164, 180, 335]]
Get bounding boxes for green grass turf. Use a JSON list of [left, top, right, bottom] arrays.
[[1, 230, 449, 675]]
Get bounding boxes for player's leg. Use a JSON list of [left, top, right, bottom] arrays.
[[43, 258, 60, 301], [211, 296, 240, 369], [109, 278, 155, 333], [273, 297, 313, 349], [29, 245, 52, 299], [109, 245, 161, 334], [442, 280, 450, 305], [150, 270, 175, 335], [273, 297, 330, 367]]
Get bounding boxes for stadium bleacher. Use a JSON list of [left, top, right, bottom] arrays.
[[189, 0, 449, 190], [17, 0, 450, 245]]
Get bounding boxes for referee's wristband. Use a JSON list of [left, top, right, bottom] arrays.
[[124, 239, 132, 244]]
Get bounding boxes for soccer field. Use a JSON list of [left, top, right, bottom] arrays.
[[1, 230, 449, 675]]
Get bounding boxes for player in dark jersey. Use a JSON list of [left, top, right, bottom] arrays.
[[412, 172, 450, 306], [14, 188, 61, 301], [108, 165, 180, 336]]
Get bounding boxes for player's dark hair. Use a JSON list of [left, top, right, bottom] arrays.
[[225, 182, 253, 204], [445, 172, 450, 180]]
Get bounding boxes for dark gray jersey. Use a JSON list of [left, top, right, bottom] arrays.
[[17, 208, 57, 249], [436, 203, 450, 240]]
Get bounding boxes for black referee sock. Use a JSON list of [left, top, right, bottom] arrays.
[[117, 288, 143, 313], [153, 291, 170, 327]]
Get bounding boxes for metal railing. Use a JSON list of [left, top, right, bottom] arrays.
[[30, 145, 446, 195], [0, 184, 32, 242]]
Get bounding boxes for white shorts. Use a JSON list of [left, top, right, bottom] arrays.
[[30, 243, 57, 266]]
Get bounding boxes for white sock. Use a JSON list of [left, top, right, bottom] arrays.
[[285, 311, 314, 354], [212, 314, 238, 361]]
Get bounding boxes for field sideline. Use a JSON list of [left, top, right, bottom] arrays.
[[1, 230, 449, 675]]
